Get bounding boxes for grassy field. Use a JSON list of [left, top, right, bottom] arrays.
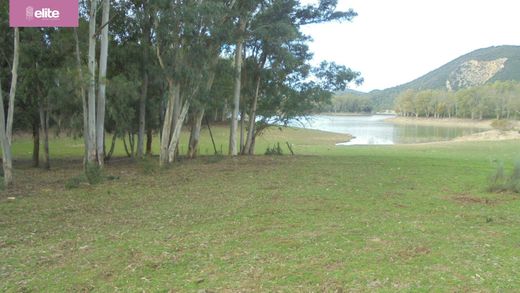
[[1, 126, 520, 291]]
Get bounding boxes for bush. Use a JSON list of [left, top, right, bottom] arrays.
[[265, 143, 283, 156], [488, 161, 506, 192], [65, 175, 84, 189], [491, 120, 515, 131], [488, 160, 520, 193], [508, 161, 520, 193]]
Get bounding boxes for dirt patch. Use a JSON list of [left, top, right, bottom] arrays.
[[397, 246, 431, 260], [452, 195, 497, 205], [449, 193, 519, 206]]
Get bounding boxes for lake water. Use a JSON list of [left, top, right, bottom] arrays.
[[291, 115, 486, 145]]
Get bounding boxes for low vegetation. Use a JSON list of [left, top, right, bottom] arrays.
[[488, 160, 520, 193], [1, 127, 520, 291]]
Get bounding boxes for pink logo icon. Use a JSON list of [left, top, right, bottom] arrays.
[[10, 0, 78, 27], [25, 6, 34, 21]]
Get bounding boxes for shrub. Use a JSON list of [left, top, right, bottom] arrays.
[[488, 161, 506, 192], [508, 161, 520, 193], [491, 120, 515, 131], [65, 175, 84, 189], [488, 160, 520, 193], [265, 143, 283, 156]]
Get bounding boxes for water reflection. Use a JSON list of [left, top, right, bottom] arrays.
[[291, 115, 486, 145]]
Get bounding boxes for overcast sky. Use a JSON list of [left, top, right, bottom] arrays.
[[301, 0, 520, 92]]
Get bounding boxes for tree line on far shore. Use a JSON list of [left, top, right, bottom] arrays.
[[394, 81, 520, 120], [324, 80, 520, 119], [0, 0, 363, 187]]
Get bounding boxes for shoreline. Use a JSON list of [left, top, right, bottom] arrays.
[[385, 116, 494, 129]]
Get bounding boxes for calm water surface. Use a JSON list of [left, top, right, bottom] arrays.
[[292, 115, 486, 145]]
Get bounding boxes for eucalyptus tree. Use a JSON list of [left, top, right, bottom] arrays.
[[154, 0, 235, 165], [84, 0, 111, 168], [0, 27, 20, 187], [237, 0, 359, 154]]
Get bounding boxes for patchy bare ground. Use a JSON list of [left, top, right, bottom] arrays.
[[452, 129, 520, 142]]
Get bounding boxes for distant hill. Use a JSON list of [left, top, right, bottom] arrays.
[[368, 45, 520, 110]]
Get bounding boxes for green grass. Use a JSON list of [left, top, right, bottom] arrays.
[[1, 127, 520, 291]]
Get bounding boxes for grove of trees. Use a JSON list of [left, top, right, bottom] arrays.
[[0, 0, 362, 187], [394, 81, 520, 120]]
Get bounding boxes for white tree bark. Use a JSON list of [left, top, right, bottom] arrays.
[[96, 0, 110, 167], [6, 28, 19, 146], [229, 18, 246, 156], [0, 78, 13, 187], [167, 100, 190, 163], [188, 108, 205, 158], [0, 28, 19, 187], [87, 0, 98, 164], [159, 80, 177, 166]]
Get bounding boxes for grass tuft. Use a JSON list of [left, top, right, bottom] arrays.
[[85, 163, 104, 185], [64, 175, 84, 189]]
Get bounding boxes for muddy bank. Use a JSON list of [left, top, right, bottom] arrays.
[[385, 117, 493, 129], [452, 129, 520, 142]]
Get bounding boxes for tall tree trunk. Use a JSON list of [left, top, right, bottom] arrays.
[[0, 80, 13, 187], [239, 109, 245, 153], [74, 28, 89, 166], [146, 127, 153, 155], [243, 76, 260, 155], [229, 18, 246, 156], [32, 119, 40, 168], [6, 28, 19, 146], [105, 132, 117, 161], [0, 28, 19, 187], [87, 0, 98, 164], [96, 0, 110, 167], [168, 100, 190, 163], [187, 56, 218, 159], [137, 63, 148, 159], [137, 6, 150, 159], [39, 99, 50, 170], [249, 132, 256, 155], [159, 80, 177, 166], [188, 109, 205, 159]]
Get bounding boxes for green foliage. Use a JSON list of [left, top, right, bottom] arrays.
[[394, 80, 520, 120], [323, 92, 373, 113], [265, 142, 284, 155], [85, 163, 104, 185]]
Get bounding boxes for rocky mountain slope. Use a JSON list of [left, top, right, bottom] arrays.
[[369, 45, 520, 109]]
